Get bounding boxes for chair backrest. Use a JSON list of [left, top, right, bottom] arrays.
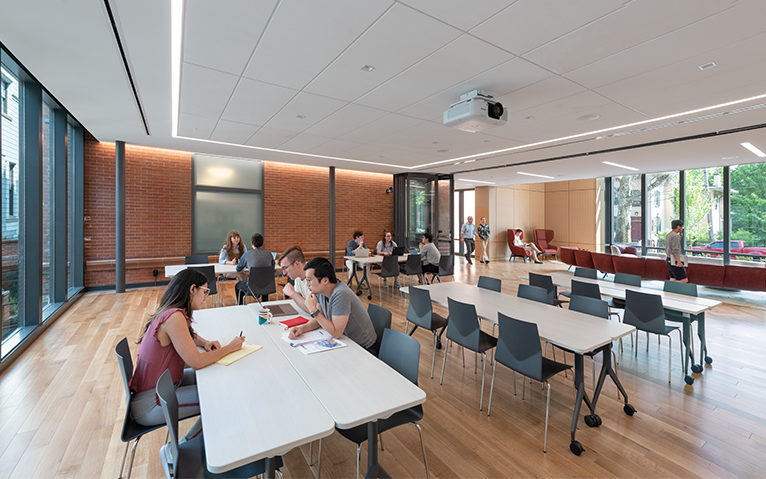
[[189, 265, 217, 295], [446, 297, 481, 350], [614, 272, 642, 287], [248, 266, 277, 297], [568, 295, 609, 319], [115, 338, 133, 408], [574, 267, 598, 279], [407, 287, 435, 330], [438, 254, 454, 276], [379, 255, 400, 278], [571, 279, 601, 300], [533, 229, 548, 250], [367, 304, 392, 357], [477, 275, 501, 293], [528, 273, 555, 304], [495, 313, 543, 382], [610, 245, 622, 255], [156, 369, 181, 475], [378, 329, 420, 386], [185, 254, 209, 265], [517, 284, 550, 304], [623, 290, 667, 335], [404, 254, 422, 275], [663, 280, 698, 297]]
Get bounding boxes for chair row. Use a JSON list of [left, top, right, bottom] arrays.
[[559, 247, 766, 292]]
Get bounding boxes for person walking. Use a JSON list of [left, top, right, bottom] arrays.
[[460, 216, 476, 264], [477, 217, 491, 264]]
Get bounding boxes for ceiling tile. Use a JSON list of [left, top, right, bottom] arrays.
[[304, 103, 390, 138], [244, 127, 298, 149], [263, 92, 347, 133], [242, 0, 394, 90], [182, 0, 278, 75], [338, 114, 425, 143], [400, 0, 513, 31], [304, 3, 462, 102], [494, 76, 586, 117], [179, 63, 239, 118], [221, 77, 297, 125], [278, 133, 332, 153], [209, 120, 260, 145], [178, 112, 218, 139], [307, 139, 363, 156]]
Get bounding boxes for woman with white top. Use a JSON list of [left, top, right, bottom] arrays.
[[514, 228, 543, 264], [219, 230, 247, 280]]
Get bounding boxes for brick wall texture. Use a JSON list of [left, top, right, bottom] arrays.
[[83, 135, 394, 287]]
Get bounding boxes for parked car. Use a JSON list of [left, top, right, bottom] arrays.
[[690, 240, 766, 257]]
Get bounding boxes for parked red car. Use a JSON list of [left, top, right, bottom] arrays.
[[690, 240, 766, 257]]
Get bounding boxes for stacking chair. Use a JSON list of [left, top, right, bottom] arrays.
[[156, 369, 283, 479], [189, 265, 218, 307], [568, 280, 620, 322], [606, 272, 642, 312], [559, 267, 598, 300], [429, 255, 454, 283], [184, 254, 209, 265], [406, 286, 448, 378], [402, 254, 423, 286], [528, 273, 567, 307], [331, 329, 429, 479], [623, 290, 683, 383], [373, 255, 401, 297], [440, 298, 498, 410], [663, 281, 710, 371], [568, 295, 621, 395], [477, 275, 501, 293], [244, 265, 277, 304], [517, 284, 550, 304], [115, 338, 167, 479], [367, 304, 392, 358], [487, 313, 571, 452]]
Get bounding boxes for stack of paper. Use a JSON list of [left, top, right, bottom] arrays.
[[281, 329, 347, 355]]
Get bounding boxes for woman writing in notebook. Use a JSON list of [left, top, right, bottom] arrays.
[[129, 269, 244, 438]]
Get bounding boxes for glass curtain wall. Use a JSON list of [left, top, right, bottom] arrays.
[[645, 171, 679, 255], [611, 174, 642, 247], [41, 103, 52, 309], [730, 163, 766, 263], [67, 123, 74, 294], [685, 167, 724, 257], [453, 189, 474, 253]]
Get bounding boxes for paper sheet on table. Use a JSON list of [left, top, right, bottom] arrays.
[[216, 343, 262, 365]]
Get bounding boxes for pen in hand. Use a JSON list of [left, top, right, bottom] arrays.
[[240, 330, 243, 337]]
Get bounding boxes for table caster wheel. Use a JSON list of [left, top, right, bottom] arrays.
[[356, 291, 363, 296], [584, 415, 601, 428], [570, 441, 584, 456], [436, 339, 443, 350], [691, 364, 703, 374], [367, 295, 372, 300], [684, 375, 694, 385], [623, 404, 636, 416], [705, 356, 713, 365]]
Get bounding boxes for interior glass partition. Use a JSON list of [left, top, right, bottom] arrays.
[[393, 173, 453, 254]]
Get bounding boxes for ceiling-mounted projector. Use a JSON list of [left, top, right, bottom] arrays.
[[443, 89, 507, 133]]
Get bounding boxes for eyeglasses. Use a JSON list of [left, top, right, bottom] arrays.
[[199, 286, 211, 297]]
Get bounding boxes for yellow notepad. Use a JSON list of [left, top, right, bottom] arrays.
[[216, 343, 262, 365]]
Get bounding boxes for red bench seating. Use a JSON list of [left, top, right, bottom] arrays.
[[559, 247, 766, 292]]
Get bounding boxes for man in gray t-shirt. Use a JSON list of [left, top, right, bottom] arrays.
[[665, 219, 688, 283], [288, 257, 377, 352]]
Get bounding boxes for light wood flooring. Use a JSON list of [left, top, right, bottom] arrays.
[[1, 258, 765, 478]]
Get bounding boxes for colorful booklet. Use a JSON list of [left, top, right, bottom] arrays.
[[215, 343, 262, 365], [281, 329, 347, 354], [296, 337, 347, 355]]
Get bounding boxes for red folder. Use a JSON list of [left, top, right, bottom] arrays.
[[279, 317, 309, 328]]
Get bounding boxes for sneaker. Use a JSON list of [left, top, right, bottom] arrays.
[[383, 279, 388, 287], [394, 281, 401, 288]]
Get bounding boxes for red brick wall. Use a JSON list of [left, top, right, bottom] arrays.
[[83, 136, 394, 287]]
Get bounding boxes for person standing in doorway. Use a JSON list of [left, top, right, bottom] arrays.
[[460, 216, 476, 264], [665, 219, 688, 283], [477, 217, 491, 264]]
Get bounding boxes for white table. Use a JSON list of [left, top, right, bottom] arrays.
[[544, 271, 720, 384], [164, 263, 239, 278], [251, 300, 426, 477], [190, 306, 335, 477], [344, 255, 408, 300], [409, 282, 635, 455]]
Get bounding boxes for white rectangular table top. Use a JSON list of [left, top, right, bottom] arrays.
[[545, 272, 720, 315], [192, 306, 335, 473], [411, 282, 634, 354], [164, 263, 239, 278], [344, 254, 408, 265], [250, 301, 426, 430]]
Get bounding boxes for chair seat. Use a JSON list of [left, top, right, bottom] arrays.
[[336, 405, 424, 445], [559, 291, 572, 298], [664, 324, 680, 335], [663, 309, 700, 323], [431, 313, 448, 330], [540, 357, 572, 382], [606, 298, 625, 309], [478, 331, 498, 354]]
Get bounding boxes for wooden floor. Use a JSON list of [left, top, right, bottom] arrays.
[[1, 258, 765, 479]]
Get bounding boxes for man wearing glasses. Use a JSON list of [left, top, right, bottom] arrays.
[[279, 246, 310, 312]]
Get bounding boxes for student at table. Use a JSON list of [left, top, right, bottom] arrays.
[[219, 230, 247, 281], [417, 232, 441, 285], [345, 230, 369, 289], [236, 233, 275, 304], [288, 257, 377, 355], [279, 245, 311, 313], [129, 269, 244, 437], [375, 229, 397, 255]]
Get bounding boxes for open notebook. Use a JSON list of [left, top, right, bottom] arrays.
[[215, 343, 262, 365]]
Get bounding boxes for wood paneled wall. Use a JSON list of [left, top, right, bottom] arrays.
[[478, 184, 546, 260]]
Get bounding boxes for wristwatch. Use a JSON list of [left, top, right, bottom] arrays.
[[310, 309, 321, 318]]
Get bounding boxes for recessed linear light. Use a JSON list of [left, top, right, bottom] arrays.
[[722, 156, 739, 160], [577, 114, 600, 121], [741, 142, 766, 158], [699, 62, 717, 71], [458, 179, 495, 184], [361, 65, 375, 72], [463, 159, 476, 163], [517, 172, 554, 179], [602, 161, 639, 171]]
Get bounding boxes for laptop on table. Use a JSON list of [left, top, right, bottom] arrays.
[[391, 246, 406, 256]]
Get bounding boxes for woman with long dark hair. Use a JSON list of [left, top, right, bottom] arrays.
[[129, 269, 244, 439]]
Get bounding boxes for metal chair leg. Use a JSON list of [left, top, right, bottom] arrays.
[[487, 360, 497, 416], [355, 444, 360, 479], [379, 433, 384, 451], [118, 441, 130, 479], [411, 422, 430, 479], [431, 332, 438, 379], [440, 345, 448, 385], [125, 436, 140, 479], [309, 441, 313, 466], [543, 382, 551, 453]]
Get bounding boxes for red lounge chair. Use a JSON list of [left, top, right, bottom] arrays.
[[533, 229, 558, 261], [507, 229, 534, 262]]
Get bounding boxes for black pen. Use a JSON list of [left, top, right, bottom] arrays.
[[239, 330, 243, 337]]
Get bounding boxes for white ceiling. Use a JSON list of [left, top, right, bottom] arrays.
[[2, 0, 766, 186]]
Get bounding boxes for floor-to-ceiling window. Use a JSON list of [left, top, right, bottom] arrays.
[[453, 189, 474, 254], [41, 102, 53, 309], [685, 167, 724, 257], [645, 171, 679, 255], [730, 162, 766, 263], [611, 174, 642, 247]]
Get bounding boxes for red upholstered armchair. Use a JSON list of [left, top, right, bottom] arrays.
[[533, 229, 558, 260], [507, 229, 534, 261]]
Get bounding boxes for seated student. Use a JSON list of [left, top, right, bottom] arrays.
[[375, 229, 400, 287], [129, 269, 244, 437], [417, 232, 441, 285], [219, 230, 247, 281], [279, 246, 311, 313], [514, 228, 543, 264], [288, 257, 378, 355], [345, 230, 369, 289], [235, 233, 275, 304]]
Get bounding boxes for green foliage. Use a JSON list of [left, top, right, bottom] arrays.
[[730, 163, 766, 247]]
